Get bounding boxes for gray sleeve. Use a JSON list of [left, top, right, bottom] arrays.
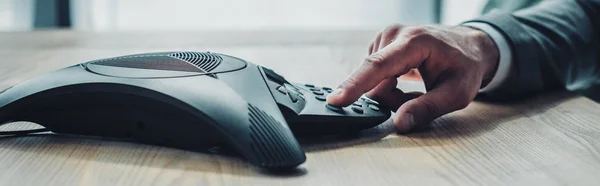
[[465, 0, 600, 100]]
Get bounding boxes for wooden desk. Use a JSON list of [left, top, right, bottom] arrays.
[[1, 30, 600, 186]]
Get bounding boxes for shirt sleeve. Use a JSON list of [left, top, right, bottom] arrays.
[[462, 22, 513, 93]]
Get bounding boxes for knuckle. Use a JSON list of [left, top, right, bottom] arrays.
[[385, 23, 403, 30], [363, 53, 387, 69], [404, 26, 429, 37], [403, 27, 434, 44], [383, 24, 402, 35]]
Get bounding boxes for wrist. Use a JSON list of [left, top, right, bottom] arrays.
[[462, 26, 500, 88]]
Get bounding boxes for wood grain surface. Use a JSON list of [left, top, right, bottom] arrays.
[[0, 30, 599, 186]]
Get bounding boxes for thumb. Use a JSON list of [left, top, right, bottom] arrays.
[[393, 82, 470, 133]]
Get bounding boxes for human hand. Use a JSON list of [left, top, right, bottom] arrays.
[[326, 24, 500, 132]]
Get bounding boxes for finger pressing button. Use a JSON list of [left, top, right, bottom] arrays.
[[326, 104, 344, 113]]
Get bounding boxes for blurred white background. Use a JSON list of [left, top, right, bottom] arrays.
[[0, 0, 486, 31], [0, 0, 33, 31]]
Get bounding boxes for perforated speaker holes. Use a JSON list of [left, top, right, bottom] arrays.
[[169, 52, 223, 72]]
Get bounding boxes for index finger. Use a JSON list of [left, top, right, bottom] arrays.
[[326, 41, 425, 106]]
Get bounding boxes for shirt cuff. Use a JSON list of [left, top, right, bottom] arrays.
[[462, 22, 512, 93]]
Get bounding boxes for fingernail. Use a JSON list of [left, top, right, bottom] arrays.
[[326, 89, 344, 103], [397, 113, 415, 133], [330, 88, 343, 96]]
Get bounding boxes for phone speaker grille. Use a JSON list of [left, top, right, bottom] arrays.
[[247, 104, 305, 168], [169, 52, 222, 72], [91, 55, 204, 72]]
